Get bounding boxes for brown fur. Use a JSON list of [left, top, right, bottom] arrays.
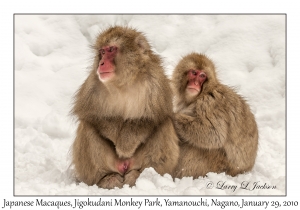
[[71, 26, 179, 189], [172, 53, 258, 178]]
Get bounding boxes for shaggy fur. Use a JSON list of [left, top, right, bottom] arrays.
[[71, 26, 179, 189], [172, 53, 258, 178]]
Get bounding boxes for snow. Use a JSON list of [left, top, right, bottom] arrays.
[[14, 15, 285, 195]]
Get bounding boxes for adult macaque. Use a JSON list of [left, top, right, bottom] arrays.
[[71, 26, 179, 189], [172, 53, 258, 178]]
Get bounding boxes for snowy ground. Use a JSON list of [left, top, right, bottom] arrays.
[[14, 15, 285, 195]]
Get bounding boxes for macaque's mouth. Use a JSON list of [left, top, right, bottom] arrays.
[[187, 87, 200, 92], [98, 70, 115, 82], [99, 71, 114, 74]]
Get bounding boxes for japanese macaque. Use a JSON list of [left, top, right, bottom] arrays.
[[172, 53, 258, 178], [71, 26, 179, 189]]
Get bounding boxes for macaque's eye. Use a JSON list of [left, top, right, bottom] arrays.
[[100, 49, 105, 55], [191, 70, 197, 75], [200, 73, 206, 78]]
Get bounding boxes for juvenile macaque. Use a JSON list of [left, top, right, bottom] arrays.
[[71, 26, 179, 189], [172, 53, 258, 178]]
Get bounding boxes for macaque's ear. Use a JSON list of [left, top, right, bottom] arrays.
[[135, 34, 150, 52]]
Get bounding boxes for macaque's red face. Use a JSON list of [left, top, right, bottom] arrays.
[[97, 45, 118, 82], [186, 69, 207, 96]]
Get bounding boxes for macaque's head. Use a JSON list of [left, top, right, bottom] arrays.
[[172, 53, 218, 101], [93, 26, 153, 86]]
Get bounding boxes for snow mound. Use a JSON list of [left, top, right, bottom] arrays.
[[15, 15, 285, 195]]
